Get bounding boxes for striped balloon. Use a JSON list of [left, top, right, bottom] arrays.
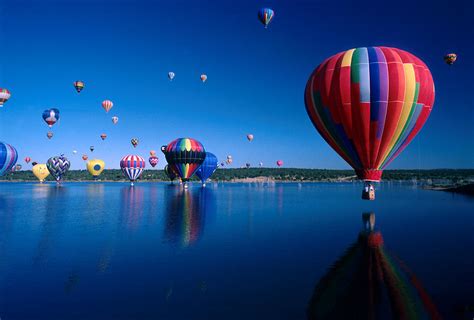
[[258, 8, 274, 28], [162, 138, 206, 182], [102, 100, 113, 113], [149, 156, 159, 167], [120, 155, 146, 182], [305, 47, 434, 182], [46, 155, 71, 181], [0, 88, 11, 106], [0, 142, 18, 176]]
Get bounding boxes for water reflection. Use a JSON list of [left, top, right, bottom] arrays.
[[307, 213, 442, 320], [164, 186, 215, 247], [120, 186, 145, 231]]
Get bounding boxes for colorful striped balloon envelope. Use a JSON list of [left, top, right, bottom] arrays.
[[162, 138, 206, 182]]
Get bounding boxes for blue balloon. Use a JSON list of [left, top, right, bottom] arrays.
[[195, 152, 218, 185], [0, 142, 18, 176], [42, 108, 60, 127]]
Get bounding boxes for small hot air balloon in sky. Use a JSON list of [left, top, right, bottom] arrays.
[[82, 154, 88, 161], [259, 161, 263, 167], [247, 134, 254, 142], [226, 158, 233, 165], [227, 155, 232, 160], [258, 8, 274, 28], [32, 161, 38, 166], [111, 116, 119, 124], [73, 81, 85, 93], [305, 46, 435, 200], [73, 150, 78, 154], [120, 155, 145, 186], [200, 74, 207, 82], [100, 134, 107, 140], [87, 159, 105, 178], [162, 138, 206, 186], [276, 160, 283, 167], [14, 164, 22, 171], [131, 138, 139, 148], [168, 72, 175, 81], [196, 152, 218, 186], [444, 53, 457, 65], [47, 132, 53, 139], [164, 164, 177, 182], [25, 157, 31, 164], [32, 163, 49, 182], [149, 156, 159, 167], [0, 88, 11, 107], [102, 100, 113, 113], [246, 163, 251, 169], [90, 146, 95, 152], [42, 108, 60, 127], [150, 150, 156, 156], [220, 162, 225, 167], [46, 155, 70, 182]]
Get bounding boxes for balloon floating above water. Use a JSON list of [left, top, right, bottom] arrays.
[[164, 164, 177, 182], [196, 152, 218, 186], [444, 53, 457, 65], [87, 159, 105, 178], [162, 138, 206, 183], [0, 88, 11, 107], [131, 138, 139, 148], [168, 72, 175, 81], [47, 132, 53, 139], [73, 80, 85, 93], [258, 8, 274, 28], [102, 100, 113, 113], [32, 163, 49, 182], [149, 156, 159, 167], [200, 74, 207, 82], [120, 155, 146, 186], [304, 47, 435, 200], [0, 142, 18, 176], [111, 116, 119, 124], [42, 108, 60, 127], [46, 155, 71, 182]]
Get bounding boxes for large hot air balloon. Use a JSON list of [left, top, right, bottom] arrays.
[[42, 108, 60, 127], [444, 53, 457, 65], [276, 160, 283, 167], [196, 152, 218, 186], [87, 159, 105, 178], [305, 47, 435, 200], [111, 116, 119, 124], [46, 155, 71, 182], [247, 134, 254, 142], [149, 156, 159, 167], [120, 155, 145, 186], [162, 138, 206, 186], [102, 100, 113, 113], [24, 157, 31, 164], [47, 132, 53, 139], [73, 81, 84, 93], [90, 146, 95, 152], [258, 8, 274, 28], [168, 72, 175, 81], [0, 88, 11, 107], [164, 164, 177, 182], [32, 163, 49, 182], [200, 74, 207, 83], [100, 134, 107, 140], [131, 138, 139, 148]]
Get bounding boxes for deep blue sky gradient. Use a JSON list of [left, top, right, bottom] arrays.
[[1, 0, 473, 169]]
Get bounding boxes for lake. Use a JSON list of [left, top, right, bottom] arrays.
[[0, 182, 472, 319]]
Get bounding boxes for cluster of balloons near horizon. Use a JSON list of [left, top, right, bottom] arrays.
[[305, 46, 435, 200]]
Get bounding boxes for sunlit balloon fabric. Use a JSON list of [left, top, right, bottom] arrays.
[[42, 108, 60, 127], [73, 81, 84, 93], [0, 142, 18, 176], [0, 88, 11, 106], [32, 163, 49, 182], [120, 155, 145, 182], [258, 8, 274, 28], [196, 152, 218, 184], [305, 47, 435, 182], [162, 138, 206, 181], [87, 159, 105, 177], [102, 100, 113, 113], [444, 53, 457, 65]]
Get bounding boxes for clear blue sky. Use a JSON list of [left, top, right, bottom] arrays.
[[1, 0, 473, 170]]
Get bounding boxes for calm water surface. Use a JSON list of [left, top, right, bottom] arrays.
[[0, 182, 472, 319]]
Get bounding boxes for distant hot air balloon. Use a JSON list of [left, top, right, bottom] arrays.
[[90, 146, 95, 152], [149, 156, 159, 167], [247, 134, 254, 142], [245, 163, 251, 169], [227, 155, 232, 160], [111, 116, 119, 124], [305, 47, 435, 200], [87, 159, 105, 178], [100, 134, 107, 140], [162, 138, 206, 186], [102, 100, 113, 113], [258, 8, 274, 28], [220, 162, 225, 167], [46, 155, 71, 182], [163, 164, 176, 182], [73, 81, 85, 93], [0, 88, 11, 107], [168, 72, 175, 81], [25, 157, 31, 164], [32, 163, 49, 182], [131, 138, 139, 148], [42, 108, 60, 127], [259, 161, 263, 167], [150, 150, 156, 156], [32, 161, 38, 166], [73, 150, 78, 154], [200, 74, 207, 82], [196, 152, 218, 186], [82, 154, 88, 161], [444, 53, 457, 65], [276, 160, 283, 167], [14, 164, 22, 172], [120, 155, 146, 186], [47, 132, 53, 139], [226, 158, 233, 165]]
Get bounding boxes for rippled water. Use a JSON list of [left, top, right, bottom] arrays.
[[0, 182, 472, 319]]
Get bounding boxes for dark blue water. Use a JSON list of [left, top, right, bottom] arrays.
[[0, 182, 472, 319]]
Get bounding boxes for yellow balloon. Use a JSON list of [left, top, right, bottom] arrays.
[[87, 159, 105, 177], [32, 164, 50, 182]]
